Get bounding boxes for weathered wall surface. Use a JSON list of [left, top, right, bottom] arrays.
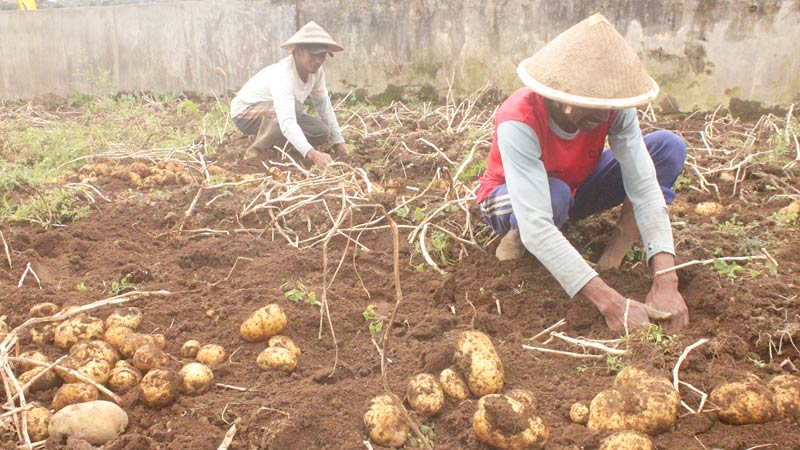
[[1, 0, 798, 112]]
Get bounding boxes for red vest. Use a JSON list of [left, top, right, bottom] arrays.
[[476, 89, 614, 203]]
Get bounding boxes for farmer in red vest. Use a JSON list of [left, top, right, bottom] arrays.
[[476, 14, 689, 333]]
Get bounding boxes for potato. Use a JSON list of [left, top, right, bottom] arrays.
[[196, 344, 226, 366], [711, 379, 776, 425], [473, 394, 549, 450], [119, 333, 165, 358], [49, 400, 128, 445], [16, 351, 50, 373], [268, 335, 301, 357], [363, 395, 410, 448], [694, 201, 723, 216], [70, 339, 120, 366], [139, 368, 182, 408], [52, 383, 99, 411], [454, 330, 504, 396], [767, 374, 800, 420], [256, 347, 296, 373], [54, 315, 105, 350], [30, 324, 56, 345], [104, 326, 134, 351], [588, 366, 680, 435], [181, 339, 201, 358], [105, 307, 143, 330], [406, 373, 444, 417], [76, 359, 113, 385], [108, 366, 142, 393], [507, 389, 538, 413], [17, 367, 60, 394], [26, 403, 52, 441], [569, 402, 589, 424], [180, 362, 214, 395], [132, 344, 169, 373], [439, 368, 469, 401], [54, 356, 84, 383], [29, 302, 59, 318], [599, 430, 654, 450], [240, 304, 287, 342], [778, 199, 800, 216]]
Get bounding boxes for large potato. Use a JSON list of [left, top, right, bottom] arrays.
[[26, 403, 52, 441], [599, 430, 654, 450], [108, 366, 142, 393], [363, 395, 410, 448], [105, 307, 143, 330], [139, 368, 181, 408], [768, 374, 800, 421], [256, 347, 296, 373], [268, 335, 301, 357], [588, 366, 679, 435], [49, 400, 128, 445], [70, 339, 120, 366], [132, 344, 169, 373], [406, 373, 444, 416], [29, 302, 59, 318], [119, 333, 165, 358], [454, 331, 504, 396], [240, 304, 287, 342], [439, 368, 469, 401], [103, 326, 134, 351], [52, 383, 99, 411], [711, 379, 776, 425], [196, 344, 226, 366], [180, 362, 214, 394], [473, 394, 549, 450], [54, 315, 105, 350]]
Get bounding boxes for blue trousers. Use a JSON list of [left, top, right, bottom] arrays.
[[479, 130, 687, 235]]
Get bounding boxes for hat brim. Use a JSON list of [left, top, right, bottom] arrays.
[[516, 58, 659, 109], [280, 41, 344, 53]]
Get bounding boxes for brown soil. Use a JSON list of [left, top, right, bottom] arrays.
[[1, 107, 799, 450]]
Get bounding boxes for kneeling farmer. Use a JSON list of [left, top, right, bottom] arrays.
[[476, 14, 689, 332], [231, 21, 349, 168]]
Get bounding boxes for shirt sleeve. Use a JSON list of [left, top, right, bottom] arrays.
[[310, 70, 345, 145], [499, 121, 598, 297], [608, 109, 675, 260], [271, 78, 314, 157]]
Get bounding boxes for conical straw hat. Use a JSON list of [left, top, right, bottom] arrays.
[[280, 21, 344, 52], [517, 13, 658, 109]]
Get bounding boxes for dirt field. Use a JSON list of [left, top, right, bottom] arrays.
[[1, 96, 799, 450]]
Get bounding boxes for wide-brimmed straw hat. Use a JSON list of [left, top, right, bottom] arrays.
[[280, 21, 344, 53], [517, 13, 658, 109]]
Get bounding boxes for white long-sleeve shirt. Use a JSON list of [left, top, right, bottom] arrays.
[[500, 108, 674, 297], [231, 55, 345, 157]]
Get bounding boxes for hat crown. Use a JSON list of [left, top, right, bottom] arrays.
[[518, 13, 658, 109], [280, 20, 344, 52]]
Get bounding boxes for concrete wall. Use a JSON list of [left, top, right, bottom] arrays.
[[1, 0, 799, 112]]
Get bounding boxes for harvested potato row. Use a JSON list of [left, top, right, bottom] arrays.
[[711, 379, 776, 425], [240, 304, 287, 342], [473, 394, 549, 450], [454, 330, 504, 397], [588, 366, 680, 436], [406, 374, 444, 417], [364, 395, 410, 448]]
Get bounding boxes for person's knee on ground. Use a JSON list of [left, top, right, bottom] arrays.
[[246, 116, 285, 159]]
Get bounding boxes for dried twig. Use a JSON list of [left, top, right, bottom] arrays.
[[655, 255, 767, 276], [0, 230, 11, 269], [216, 419, 239, 450], [521, 345, 605, 359], [672, 338, 709, 414]]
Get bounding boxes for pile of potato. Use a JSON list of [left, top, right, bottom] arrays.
[[240, 304, 301, 373], [363, 330, 548, 449], [63, 160, 242, 190], [10, 303, 222, 443], [585, 366, 680, 436], [711, 373, 800, 425]]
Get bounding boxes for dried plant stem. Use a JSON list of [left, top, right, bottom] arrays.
[[0, 230, 11, 269], [655, 255, 767, 276], [216, 420, 239, 450], [521, 345, 605, 359], [673, 338, 709, 414], [528, 319, 567, 342], [550, 332, 626, 356]]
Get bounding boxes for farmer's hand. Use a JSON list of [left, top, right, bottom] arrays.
[[581, 277, 672, 334], [307, 148, 333, 169], [646, 253, 689, 332], [333, 142, 349, 156]]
